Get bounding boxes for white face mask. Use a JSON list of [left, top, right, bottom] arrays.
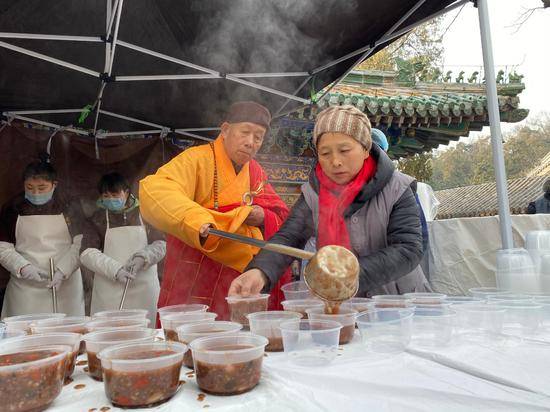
[[101, 197, 126, 211], [25, 188, 55, 205]]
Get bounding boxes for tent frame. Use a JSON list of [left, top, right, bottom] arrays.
[[0, 0, 468, 137], [476, 0, 513, 248], [0, 0, 514, 248]]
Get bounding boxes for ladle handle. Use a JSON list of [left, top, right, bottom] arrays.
[[119, 278, 130, 310], [263, 243, 314, 260], [49, 258, 58, 313], [208, 228, 314, 260]]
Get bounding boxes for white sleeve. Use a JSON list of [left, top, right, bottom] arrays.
[[80, 248, 122, 280], [133, 240, 166, 269], [0, 241, 31, 277], [56, 235, 83, 279]]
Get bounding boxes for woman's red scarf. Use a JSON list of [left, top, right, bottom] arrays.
[[316, 156, 377, 249]]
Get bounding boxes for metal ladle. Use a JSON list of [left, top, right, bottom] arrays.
[[119, 278, 130, 310], [208, 229, 359, 302], [303, 245, 360, 306], [49, 258, 58, 313]]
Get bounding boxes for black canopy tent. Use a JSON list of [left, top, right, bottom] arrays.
[[0, 0, 514, 249], [0, 0, 464, 137]]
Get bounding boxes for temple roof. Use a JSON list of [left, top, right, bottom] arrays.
[[435, 175, 547, 219], [266, 68, 528, 159], [528, 151, 550, 178]]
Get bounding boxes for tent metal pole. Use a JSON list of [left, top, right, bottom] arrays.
[[0, 41, 100, 78], [312, 0, 469, 75], [103, 130, 163, 137], [99, 109, 166, 129], [117, 74, 218, 81], [0, 121, 9, 134], [315, 0, 428, 104], [7, 109, 83, 115], [116, 72, 309, 81], [119, 76, 308, 102], [92, 83, 107, 135], [105, 0, 112, 73], [115, 40, 309, 103], [477, 0, 514, 249], [174, 130, 214, 142], [273, 0, 469, 119], [229, 72, 309, 78], [225, 74, 310, 104], [377, 0, 470, 49], [117, 40, 219, 76], [93, 0, 124, 135], [274, 76, 312, 117], [315, 51, 373, 103], [107, 0, 123, 76], [6, 113, 88, 136], [6, 106, 221, 134], [106, 0, 120, 39], [0, 32, 102, 42], [96, 0, 112, 135], [386, 0, 428, 35], [176, 127, 220, 132]]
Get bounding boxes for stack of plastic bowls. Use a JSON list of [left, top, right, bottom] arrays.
[[525, 230, 550, 273], [495, 248, 537, 294]]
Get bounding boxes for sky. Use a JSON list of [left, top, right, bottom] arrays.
[[438, 0, 549, 145]]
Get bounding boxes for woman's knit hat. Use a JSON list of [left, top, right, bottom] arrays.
[[313, 105, 372, 150]]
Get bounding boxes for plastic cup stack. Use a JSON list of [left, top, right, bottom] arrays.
[[495, 248, 537, 294]]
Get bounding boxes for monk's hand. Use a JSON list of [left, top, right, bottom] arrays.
[[198, 223, 212, 246], [244, 205, 265, 227], [199, 223, 212, 238], [228, 269, 267, 297]]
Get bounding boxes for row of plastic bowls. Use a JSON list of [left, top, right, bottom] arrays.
[[0, 326, 270, 409], [2, 288, 550, 410], [167, 289, 550, 369], [0, 306, 206, 411], [0, 300, 392, 411], [0, 303, 308, 410]]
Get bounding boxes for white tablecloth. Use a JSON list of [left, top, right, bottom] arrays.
[[407, 332, 550, 398], [47, 332, 550, 412]]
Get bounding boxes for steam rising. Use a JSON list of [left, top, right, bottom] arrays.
[[185, 0, 358, 101]]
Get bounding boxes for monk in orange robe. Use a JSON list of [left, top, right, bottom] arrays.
[[139, 101, 291, 320]]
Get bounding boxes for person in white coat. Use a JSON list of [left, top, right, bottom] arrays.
[[0, 159, 87, 317], [80, 172, 166, 324]]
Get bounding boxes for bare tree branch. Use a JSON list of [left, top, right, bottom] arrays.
[[507, 6, 545, 33]]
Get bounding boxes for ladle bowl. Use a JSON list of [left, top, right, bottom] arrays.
[[304, 245, 360, 303]]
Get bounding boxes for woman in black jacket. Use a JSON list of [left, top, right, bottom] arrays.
[[228, 105, 428, 298]]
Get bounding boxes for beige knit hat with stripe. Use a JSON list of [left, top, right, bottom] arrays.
[[313, 105, 372, 151]]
